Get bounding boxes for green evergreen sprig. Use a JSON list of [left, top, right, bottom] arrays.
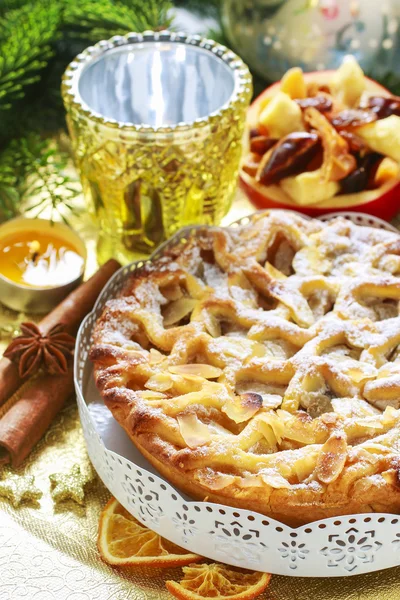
[[0, 0, 226, 222], [0, 134, 81, 223], [16, 134, 82, 223], [0, 155, 19, 221], [0, 1, 61, 110], [63, 0, 172, 43], [0, 0, 178, 221]]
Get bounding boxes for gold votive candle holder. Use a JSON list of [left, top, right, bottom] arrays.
[[62, 30, 252, 265], [0, 218, 86, 314]]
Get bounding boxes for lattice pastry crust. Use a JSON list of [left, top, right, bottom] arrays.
[[90, 211, 400, 526]]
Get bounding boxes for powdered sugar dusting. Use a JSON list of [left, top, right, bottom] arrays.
[[91, 210, 400, 500]]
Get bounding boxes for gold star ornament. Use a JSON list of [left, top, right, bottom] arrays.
[[49, 463, 93, 505], [0, 471, 42, 507]]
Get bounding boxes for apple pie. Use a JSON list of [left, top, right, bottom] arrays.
[[90, 211, 400, 525]]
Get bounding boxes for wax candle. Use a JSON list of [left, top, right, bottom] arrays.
[[0, 218, 86, 313]]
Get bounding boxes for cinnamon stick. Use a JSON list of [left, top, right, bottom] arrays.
[[39, 258, 120, 335], [0, 258, 120, 408], [0, 257, 121, 466], [0, 369, 74, 467]]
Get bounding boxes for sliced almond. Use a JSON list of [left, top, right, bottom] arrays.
[[203, 312, 221, 338], [186, 274, 205, 299], [346, 366, 375, 384], [140, 390, 168, 399], [250, 341, 268, 358], [264, 261, 287, 280], [161, 283, 183, 301], [260, 394, 283, 409], [195, 468, 236, 490], [222, 393, 262, 424], [382, 406, 397, 425], [169, 364, 222, 379], [163, 298, 197, 327], [262, 340, 291, 360], [258, 412, 285, 444], [177, 413, 212, 448], [145, 373, 173, 392], [260, 469, 291, 489], [293, 452, 319, 482], [257, 420, 277, 447], [277, 409, 318, 445], [215, 337, 252, 360], [314, 432, 347, 484], [239, 474, 263, 488], [149, 348, 165, 365]]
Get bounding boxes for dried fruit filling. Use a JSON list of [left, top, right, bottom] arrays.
[[242, 56, 400, 207]]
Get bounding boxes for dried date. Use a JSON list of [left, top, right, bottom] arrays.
[[295, 95, 333, 113], [249, 127, 262, 138], [330, 109, 377, 129], [250, 136, 277, 155], [365, 95, 400, 119], [256, 132, 320, 186], [339, 153, 381, 194], [250, 124, 269, 138], [339, 130, 367, 153]]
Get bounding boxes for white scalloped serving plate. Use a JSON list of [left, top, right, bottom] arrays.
[[74, 210, 400, 577]]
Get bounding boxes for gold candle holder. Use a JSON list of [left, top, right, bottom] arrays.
[[0, 218, 86, 314], [62, 30, 252, 265]]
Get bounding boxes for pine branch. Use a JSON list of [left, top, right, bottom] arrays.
[[63, 0, 173, 42], [0, 134, 81, 224], [0, 0, 27, 17], [0, 150, 19, 221], [117, 0, 173, 28], [0, 0, 177, 219], [0, 1, 61, 110], [0, 0, 173, 139], [15, 134, 82, 223]]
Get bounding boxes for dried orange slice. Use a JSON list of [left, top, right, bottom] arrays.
[[166, 563, 272, 600], [98, 497, 201, 567]]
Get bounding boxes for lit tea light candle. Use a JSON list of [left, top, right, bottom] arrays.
[[0, 218, 86, 313]]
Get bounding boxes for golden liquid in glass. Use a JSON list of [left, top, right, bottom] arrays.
[[79, 126, 244, 265], [0, 231, 84, 288], [66, 96, 251, 265]]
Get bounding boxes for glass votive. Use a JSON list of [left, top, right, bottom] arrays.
[[62, 30, 252, 265], [0, 217, 86, 314]]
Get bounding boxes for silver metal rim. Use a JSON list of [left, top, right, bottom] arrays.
[[62, 30, 252, 134]]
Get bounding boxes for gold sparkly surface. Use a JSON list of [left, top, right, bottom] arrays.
[[49, 463, 94, 505], [0, 470, 42, 507], [1, 189, 400, 599]]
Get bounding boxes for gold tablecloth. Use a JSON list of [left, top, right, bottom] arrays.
[[2, 190, 400, 600]]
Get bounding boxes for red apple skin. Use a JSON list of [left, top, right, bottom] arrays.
[[239, 175, 400, 221], [240, 71, 400, 221]]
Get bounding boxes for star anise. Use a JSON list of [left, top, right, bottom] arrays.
[[3, 322, 75, 378]]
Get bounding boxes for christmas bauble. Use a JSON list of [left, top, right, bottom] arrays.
[[222, 0, 400, 84]]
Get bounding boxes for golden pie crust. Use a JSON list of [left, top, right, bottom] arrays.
[[90, 211, 400, 526]]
